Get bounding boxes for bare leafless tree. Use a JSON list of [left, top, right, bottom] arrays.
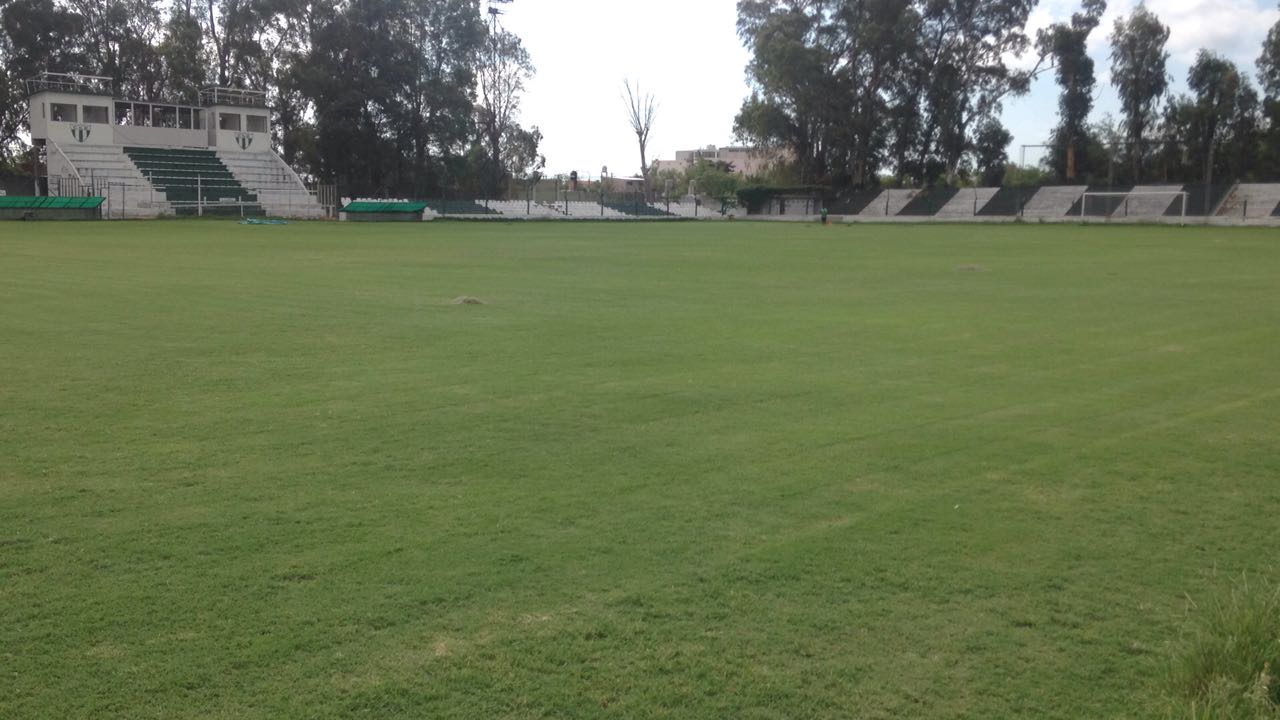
[[622, 79, 657, 200]]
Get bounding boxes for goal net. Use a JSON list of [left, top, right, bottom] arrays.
[[1080, 191, 1188, 220]]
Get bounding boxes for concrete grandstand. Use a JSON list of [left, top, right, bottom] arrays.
[[25, 72, 324, 219]]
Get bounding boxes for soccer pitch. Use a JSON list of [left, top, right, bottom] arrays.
[[2, 220, 1278, 718]]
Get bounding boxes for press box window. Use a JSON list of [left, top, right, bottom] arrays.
[[154, 106, 177, 128], [246, 115, 268, 133], [219, 113, 241, 131], [82, 106, 109, 124], [50, 103, 77, 122]]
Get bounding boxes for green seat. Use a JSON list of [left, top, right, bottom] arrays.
[[124, 147, 256, 209]]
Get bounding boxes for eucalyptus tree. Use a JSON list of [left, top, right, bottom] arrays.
[[1179, 52, 1258, 185], [832, 0, 919, 187], [1109, 4, 1170, 182], [1036, 0, 1105, 180], [735, 0, 1034, 188], [476, 27, 533, 196], [296, 0, 485, 195], [0, 0, 86, 157], [159, 4, 206, 103], [911, 0, 1038, 185], [735, 0, 842, 184], [973, 117, 1012, 186], [64, 0, 165, 97], [1255, 12, 1280, 176]]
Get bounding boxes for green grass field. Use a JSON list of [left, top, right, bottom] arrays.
[[2, 220, 1278, 718]]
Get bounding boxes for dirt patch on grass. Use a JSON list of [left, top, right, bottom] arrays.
[[451, 296, 485, 305], [955, 264, 988, 273]]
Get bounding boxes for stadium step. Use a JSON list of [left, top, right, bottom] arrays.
[[898, 187, 960, 216], [859, 189, 917, 216], [1021, 186, 1087, 218], [1065, 185, 1132, 217], [124, 147, 262, 214], [217, 150, 326, 219], [936, 188, 998, 218], [1216, 183, 1280, 218], [977, 187, 1034, 216]]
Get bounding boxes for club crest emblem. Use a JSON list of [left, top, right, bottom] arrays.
[[70, 123, 91, 143], [235, 131, 253, 150]]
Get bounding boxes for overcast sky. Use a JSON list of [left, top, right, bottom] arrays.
[[498, 0, 1279, 179]]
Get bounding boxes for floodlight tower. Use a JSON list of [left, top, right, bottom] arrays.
[[487, 0, 512, 32], [485, 0, 513, 199]]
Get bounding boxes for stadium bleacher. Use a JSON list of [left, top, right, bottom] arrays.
[[828, 189, 884, 215], [1174, 184, 1233, 216], [1019, 186, 1086, 218], [898, 187, 960, 216], [1113, 185, 1187, 218], [858, 189, 917, 216], [217, 150, 324, 219], [56, 144, 170, 218], [485, 200, 563, 218], [976, 187, 1032, 216], [662, 201, 724, 218], [563, 201, 627, 218], [936, 188, 997, 219], [604, 200, 675, 218], [124, 147, 262, 216], [1066, 185, 1132, 217], [1215, 184, 1280, 219], [425, 200, 500, 216]]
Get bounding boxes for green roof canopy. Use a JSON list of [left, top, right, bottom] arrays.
[[0, 196, 105, 209], [342, 201, 427, 214]]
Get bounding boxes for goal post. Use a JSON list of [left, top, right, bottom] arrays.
[[1080, 191, 1188, 222]]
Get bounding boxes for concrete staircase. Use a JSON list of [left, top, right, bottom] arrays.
[[486, 200, 563, 218], [1216, 183, 1280, 219], [217, 150, 324, 219], [54, 143, 170, 218], [1021, 186, 1086, 219], [858, 189, 917, 216], [564, 201, 627, 218], [936, 188, 998, 219], [1112, 185, 1186, 219]]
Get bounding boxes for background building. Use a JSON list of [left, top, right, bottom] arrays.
[[654, 145, 782, 177]]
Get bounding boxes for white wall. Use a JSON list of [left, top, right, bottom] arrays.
[[208, 105, 271, 153], [113, 125, 208, 149], [29, 91, 116, 146]]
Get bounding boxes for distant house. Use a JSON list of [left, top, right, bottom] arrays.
[[602, 175, 645, 193], [653, 145, 784, 177]]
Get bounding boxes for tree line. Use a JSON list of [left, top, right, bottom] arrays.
[[0, 0, 543, 197], [735, 0, 1280, 189]]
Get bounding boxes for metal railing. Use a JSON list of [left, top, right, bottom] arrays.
[[37, 173, 325, 220], [24, 72, 113, 96], [199, 87, 268, 108]]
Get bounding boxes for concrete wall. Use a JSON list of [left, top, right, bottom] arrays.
[[114, 125, 208, 149], [208, 105, 272, 153], [29, 90, 113, 143], [30, 91, 116, 147]]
